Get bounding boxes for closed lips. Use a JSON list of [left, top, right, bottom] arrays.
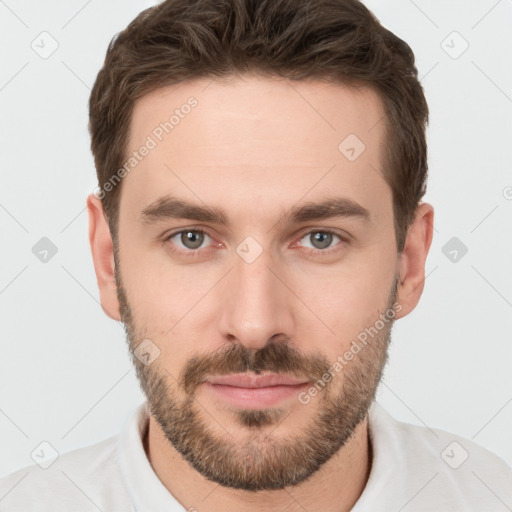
[[205, 373, 310, 388]]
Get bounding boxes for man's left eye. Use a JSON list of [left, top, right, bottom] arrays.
[[298, 231, 343, 251]]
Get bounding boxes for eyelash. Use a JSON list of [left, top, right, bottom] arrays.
[[164, 228, 347, 257]]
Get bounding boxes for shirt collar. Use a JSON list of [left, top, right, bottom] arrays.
[[117, 401, 186, 512], [351, 400, 409, 510]]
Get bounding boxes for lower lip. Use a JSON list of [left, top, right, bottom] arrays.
[[203, 382, 310, 409]]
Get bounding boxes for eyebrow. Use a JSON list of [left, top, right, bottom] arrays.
[[138, 194, 371, 227]]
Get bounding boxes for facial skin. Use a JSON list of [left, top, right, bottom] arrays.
[[88, 75, 434, 512]]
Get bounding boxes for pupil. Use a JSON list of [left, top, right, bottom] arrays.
[[312, 232, 331, 249], [182, 231, 203, 249]]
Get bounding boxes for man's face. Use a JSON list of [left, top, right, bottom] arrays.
[[114, 75, 401, 490]]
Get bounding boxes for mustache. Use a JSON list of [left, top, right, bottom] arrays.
[[179, 339, 331, 396]]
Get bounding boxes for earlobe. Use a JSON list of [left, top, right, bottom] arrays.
[[397, 252, 407, 286], [395, 202, 434, 319], [87, 193, 122, 321]]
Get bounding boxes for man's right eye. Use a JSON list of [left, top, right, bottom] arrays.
[[166, 229, 213, 253]]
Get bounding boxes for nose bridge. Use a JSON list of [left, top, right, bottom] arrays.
[[217, 246, 293, 349]]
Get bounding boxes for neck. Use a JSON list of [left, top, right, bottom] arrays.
[[144, 414, 372, 512]]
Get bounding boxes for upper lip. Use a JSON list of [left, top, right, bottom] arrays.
[[205, 373, 310, 388]]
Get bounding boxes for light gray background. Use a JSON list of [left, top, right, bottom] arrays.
[[0, 0, 511, 478]]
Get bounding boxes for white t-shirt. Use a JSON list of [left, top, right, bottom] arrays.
[[1, 400, 511, 511]]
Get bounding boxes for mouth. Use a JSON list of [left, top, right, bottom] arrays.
[[202, 372, 311, 409]]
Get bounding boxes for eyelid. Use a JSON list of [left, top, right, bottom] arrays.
[[164, 226, 213, 240], [295, 226, 351, 242]]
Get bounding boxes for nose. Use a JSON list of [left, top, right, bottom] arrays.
[[217, 247, 295, 351]]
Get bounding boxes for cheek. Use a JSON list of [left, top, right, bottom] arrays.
[[120, 247, 214, 366], [291, 256, 395, 354], [121, 239, 192, 315]]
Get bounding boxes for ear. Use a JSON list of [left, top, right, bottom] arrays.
[[395, 202, 434, 319], [87, 193, 122, 321]]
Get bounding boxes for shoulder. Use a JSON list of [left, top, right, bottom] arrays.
[[365, 402, 512, 511], [0, 435, 134, 512]]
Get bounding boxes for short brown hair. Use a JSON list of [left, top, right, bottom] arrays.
[[88, 0, 429, 252]]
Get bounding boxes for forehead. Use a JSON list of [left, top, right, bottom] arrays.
[[121, 75, 390, 223]]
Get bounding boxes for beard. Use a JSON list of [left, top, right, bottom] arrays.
[[114, 250, 399, 492]]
